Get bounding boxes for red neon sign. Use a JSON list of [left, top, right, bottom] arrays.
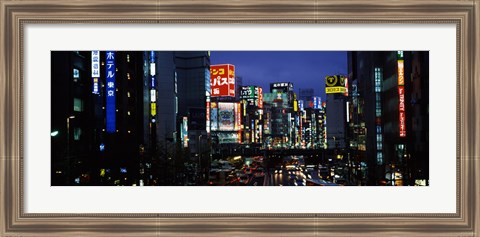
[[210, 64, 235, 97], [258, 87, 263, 109], [398, 86, 406, 137]]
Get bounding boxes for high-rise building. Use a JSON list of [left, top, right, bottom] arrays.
[[347, 51, 429, 185], [325, 75, 348, 150], [174, 52, 211, 154], [298, 88, 314, 102], [51, 51, 145, 186]]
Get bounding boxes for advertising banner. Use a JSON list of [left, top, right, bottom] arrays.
[[206, 101, 211, 134], [344, 77, 349, 96], [182, 117, 188, 148], [325, 75, 347, 94], [105, 51, 116, 133], [258, 87, 263, 109], [398, 51, 406, 137], [397, 60, 405, 85], [91, 51, 100, 78], [398, 86, 406, 137], [210, 64, 235, 97], [240, 86, 255, 99], [91, 51, 100, 94], [92, 78, 99, 95], [271, 82, 293, 92], [218, 102, 235, 131], [235, 102, 242, 131]]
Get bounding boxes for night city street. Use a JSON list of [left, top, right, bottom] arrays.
[[51, 51, 429, 186]]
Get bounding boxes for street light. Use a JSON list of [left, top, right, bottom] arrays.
[[66, 115, 75, 184]]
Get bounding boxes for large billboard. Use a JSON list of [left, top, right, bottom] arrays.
[[271, 82, 293, 92], [218, 102, 235, 131], [240, 85, 263, 108], [210, 64, 235, 97], [325, 75, 346, 94], [105, 51, 116, 133], [240, 86, 256, 99]]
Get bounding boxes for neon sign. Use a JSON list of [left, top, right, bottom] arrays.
[[105, 51, 116, 133]]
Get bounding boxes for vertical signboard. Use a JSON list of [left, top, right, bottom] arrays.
[[105, 51, 116, 133], [235, 102, 242, 131], [344, 77, 349, 96], [397, 51, 406, 137], [228, 64, 235, 96], [398, 86, 406, 137], [182, 117, 188, 148], [91, 51, 100, 94], [210, 64, 235, 97], [258, 87, 263, 109], [398, 60, 405, 85], [211, 102, 218, 131], [149, 51, 157, 121], [206, 100, 211, 134], [92, 78, 99, 95]]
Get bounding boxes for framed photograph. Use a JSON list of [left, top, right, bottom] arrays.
[[1, 0, 479, 236]]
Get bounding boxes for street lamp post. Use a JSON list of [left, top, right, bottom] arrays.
[[66, 115, 75, 185]]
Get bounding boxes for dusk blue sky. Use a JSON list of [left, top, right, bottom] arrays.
[[210, 51, 347, 101]]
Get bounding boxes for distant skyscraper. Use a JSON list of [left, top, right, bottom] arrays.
[[298, 88, 314, 102]]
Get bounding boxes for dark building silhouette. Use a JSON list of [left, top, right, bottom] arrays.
[[347, 51, 429, 185], [51, 51, 145, 186]]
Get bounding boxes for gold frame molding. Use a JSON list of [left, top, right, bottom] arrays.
[[1, 0, 479, 236]]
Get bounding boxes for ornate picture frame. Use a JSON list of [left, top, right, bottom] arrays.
[[1, 0, 479, 236]]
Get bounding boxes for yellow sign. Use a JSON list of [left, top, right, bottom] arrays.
[[398, 60, 404, 85], [326, 87, 346, 94], [151, 103, 156, 116], [325, 76, 338, 87]]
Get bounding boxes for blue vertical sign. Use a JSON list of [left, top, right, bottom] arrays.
[[105, 51, 116, 133]]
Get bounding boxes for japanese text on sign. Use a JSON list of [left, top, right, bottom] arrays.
[[398, 60, 405, 85], [398, 85, 406, 137], [105, 51, 116, 133], [210, 64, 235, 97], [91, 51, 100, 78]]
